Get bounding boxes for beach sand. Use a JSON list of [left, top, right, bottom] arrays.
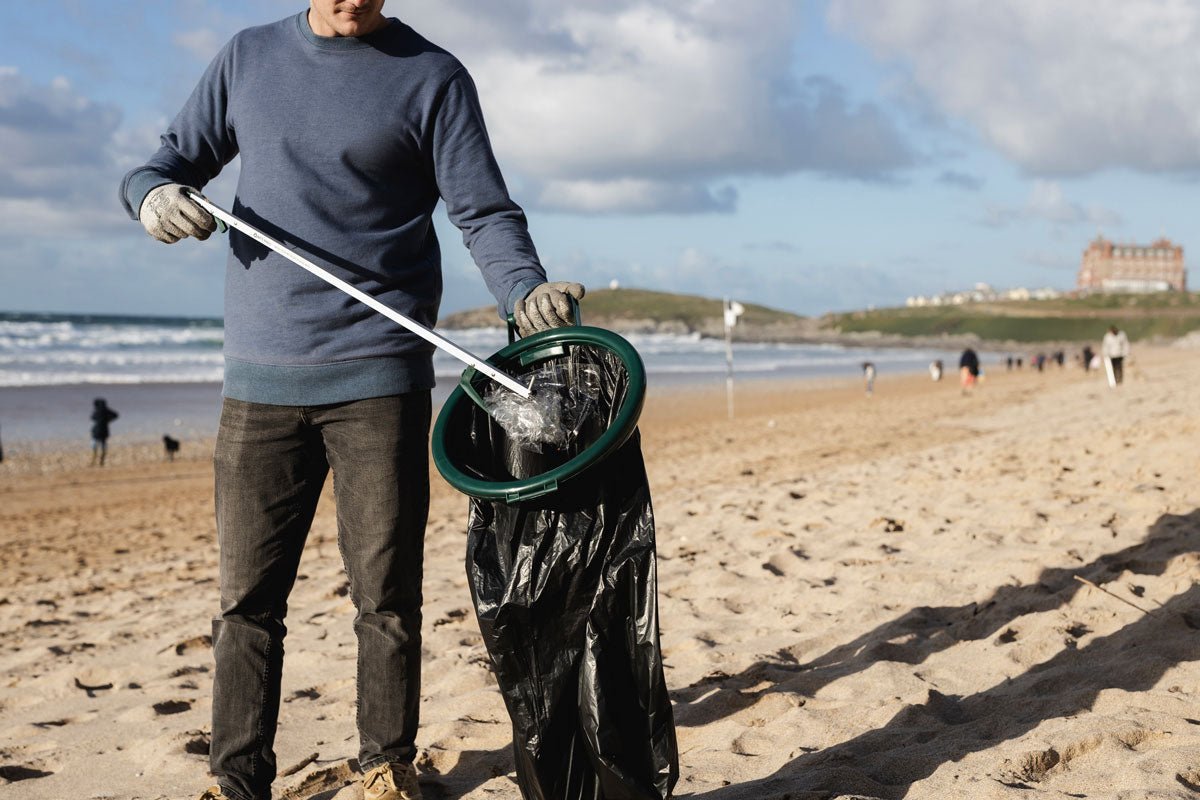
[[2, 348, 1199, 799]]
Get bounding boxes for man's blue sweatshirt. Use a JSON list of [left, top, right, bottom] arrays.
[[119, 12, 546, 405]]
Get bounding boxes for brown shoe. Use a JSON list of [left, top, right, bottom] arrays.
[[197, 787, 231, 800], [362, 761, 423, 800]]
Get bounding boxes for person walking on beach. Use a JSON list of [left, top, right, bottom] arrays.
[[959, 348, 980, 395], [119, 3, 583, 799], [929, 359, 943, 382], [862, 361, 876, 396], [89, 398, 119, 466], [1102, 325, 1130, 388]]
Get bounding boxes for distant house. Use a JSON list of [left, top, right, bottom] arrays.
[[1077, 236, 1186, 293], [905, 284, 1061, 307]]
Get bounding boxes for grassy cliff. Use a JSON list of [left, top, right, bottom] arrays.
[[824, 293, 1200, 343], [440, 287, 811, 336], [442, 288, 1200, 345]]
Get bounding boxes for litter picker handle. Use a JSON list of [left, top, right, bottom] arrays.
[[185, 191, 531, 399], [506, 297, 582, 344]]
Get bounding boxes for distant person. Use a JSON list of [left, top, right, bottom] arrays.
[[929, 359, 943, 382], [1006, 355, 1013, 371], [1034, 353, 1046, 372], [1054, 350, 1065, 368], [163, 435, 181, 462], [1102, 325, 1131, 387], [862, 361, 876, 396], [1081, 345, 1095, 372], [1016, 357, 1024, 369], [90, 398, 119, 466], [959, 348, 980, 395]]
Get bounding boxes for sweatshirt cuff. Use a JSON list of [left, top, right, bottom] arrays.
[[503, 277, 545, 319], [123, 169, 175, 220]]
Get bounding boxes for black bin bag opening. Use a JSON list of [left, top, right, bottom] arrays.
[[441, 340, 679, 800]]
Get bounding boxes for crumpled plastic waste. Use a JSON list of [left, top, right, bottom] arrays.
[[483, 358, 601, 452]]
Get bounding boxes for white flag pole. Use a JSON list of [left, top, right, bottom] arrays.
[[723, 298, 740, 420]]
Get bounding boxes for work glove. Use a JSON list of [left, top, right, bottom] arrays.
[[139, 184, 217, 244], [515, 281, 586, 337]]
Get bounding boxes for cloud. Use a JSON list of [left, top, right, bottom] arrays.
[[535, 178, 736, 214], [983, 180, 1123, 229], [174, 28, 225, 62], [0, 69, 130, 236], [401, 0, 915, 212], [937, 170, 983, 191], [0, 230, 226, 316], [744, 240, 800, 254], [1022, 250, 1079, 271], [829, 0, 1200, 175], [533, 243, 911, 315]]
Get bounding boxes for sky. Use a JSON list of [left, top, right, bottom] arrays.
[[1, 0, 1198, 318]]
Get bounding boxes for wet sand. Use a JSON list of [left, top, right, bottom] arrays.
[[2, 348, 1199, 799]]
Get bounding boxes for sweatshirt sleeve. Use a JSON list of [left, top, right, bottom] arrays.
[[430, 68, 546, 318], [118, 40, 240, 220]]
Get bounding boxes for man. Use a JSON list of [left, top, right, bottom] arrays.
[[119, 3, 583, 799], [1102, 325, 1130, 387]]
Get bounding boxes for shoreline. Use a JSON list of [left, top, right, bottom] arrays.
[[0, 340, 968, 456], [0, 350, 1023, 474]]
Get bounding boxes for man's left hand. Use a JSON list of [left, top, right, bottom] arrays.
[[515, 281, 585, 336]]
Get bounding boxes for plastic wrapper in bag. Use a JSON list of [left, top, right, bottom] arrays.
[[483, 360, 602, 452], [459, 344, 679, 799]]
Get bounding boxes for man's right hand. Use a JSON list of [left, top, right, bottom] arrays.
[[139, 184, 217, 244]]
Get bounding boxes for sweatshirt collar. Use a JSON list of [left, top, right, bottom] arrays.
[[296, 10, 396, 51]]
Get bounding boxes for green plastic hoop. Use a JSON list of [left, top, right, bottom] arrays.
[[432, 325, 646, 503]]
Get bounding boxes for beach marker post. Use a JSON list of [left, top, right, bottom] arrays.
[[723, 298, 744, 420]]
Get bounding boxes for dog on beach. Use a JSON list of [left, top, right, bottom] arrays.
[[163, 435, 180, 462]]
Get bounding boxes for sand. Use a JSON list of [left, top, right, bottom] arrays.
[[2, 349, 1199, 799]]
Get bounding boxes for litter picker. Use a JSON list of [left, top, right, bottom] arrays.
[[185, 191, 531, 398]]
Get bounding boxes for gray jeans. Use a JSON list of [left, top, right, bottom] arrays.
[[210, 393, 431, 800]]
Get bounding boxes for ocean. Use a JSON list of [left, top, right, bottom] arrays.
[[0, 311, 968, 445]]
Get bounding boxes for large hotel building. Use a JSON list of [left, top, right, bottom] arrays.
[[1077, 236, 1186, 293]]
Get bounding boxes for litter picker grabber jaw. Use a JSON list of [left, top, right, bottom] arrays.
[[184, 190, 532, 399]]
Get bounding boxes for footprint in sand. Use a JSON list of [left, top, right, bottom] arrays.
[[1178, 768, 1200, 792], [48, 641, 95, 657], [432, 608, 469, 628], [0, 764, 55, 782], [169, 634, 212, 656], [30, 718, 71, 729], [285, 687, 322, 703], [152, 699, 193, 715], [184, 730, 210, 756], [276, 758, 358, 799], [169, 664, 209, 678]]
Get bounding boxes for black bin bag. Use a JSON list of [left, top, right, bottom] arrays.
[[447, 341, 679, 799]]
